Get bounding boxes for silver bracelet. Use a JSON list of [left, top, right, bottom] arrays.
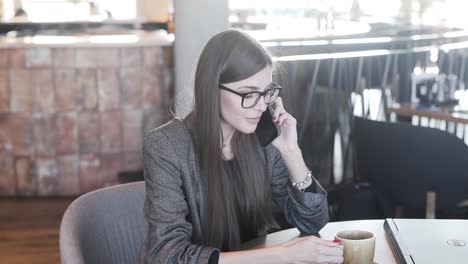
[[291, 171, 313, 191]]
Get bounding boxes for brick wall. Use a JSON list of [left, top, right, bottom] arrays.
[[0, 45, 174, 196]]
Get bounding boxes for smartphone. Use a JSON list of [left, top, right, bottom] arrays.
[[255, 106, 281, 147]]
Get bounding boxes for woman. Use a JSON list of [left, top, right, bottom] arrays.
[[140, 29, 343, 264]]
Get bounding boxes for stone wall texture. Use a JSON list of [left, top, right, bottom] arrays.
[[0, 46, 174, 196]]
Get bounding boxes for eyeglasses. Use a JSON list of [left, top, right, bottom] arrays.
[[219, 82, 282, 108]]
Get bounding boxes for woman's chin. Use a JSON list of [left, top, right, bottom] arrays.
[[236, 124, 257, 134]]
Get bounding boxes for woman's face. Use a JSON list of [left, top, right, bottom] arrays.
[[219, 65, 273, 134]]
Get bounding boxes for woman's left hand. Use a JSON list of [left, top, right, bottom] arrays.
[[270, 97, 299, 153]]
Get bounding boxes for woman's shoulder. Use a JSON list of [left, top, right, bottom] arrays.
[[262, 144, 282, 167], [262, 144, 280, 157], [143, 117, 192, 152]]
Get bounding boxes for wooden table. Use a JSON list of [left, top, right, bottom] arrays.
[[241, 220, 396, 264], [388, 102, 468, 125]]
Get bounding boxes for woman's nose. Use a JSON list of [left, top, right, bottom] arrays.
[[253, 96, 268, 112]]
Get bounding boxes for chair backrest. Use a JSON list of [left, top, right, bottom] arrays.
[[60, 181, 147, 264], [353, 116, 468, 213]]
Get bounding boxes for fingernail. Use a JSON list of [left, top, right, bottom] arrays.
[[272, 116, 277, 121], [333, 239, 341, 243]]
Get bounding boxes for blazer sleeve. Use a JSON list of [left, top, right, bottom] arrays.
[[141, 131, 219, 264], [269, 147, 329, 235]]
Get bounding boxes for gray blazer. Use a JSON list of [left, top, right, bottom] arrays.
[[139, 115, 329, 264]]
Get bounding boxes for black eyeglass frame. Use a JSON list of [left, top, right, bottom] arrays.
[[219, 82, 282, 109]]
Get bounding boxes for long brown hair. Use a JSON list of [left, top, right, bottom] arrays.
[[191, 29, 277, 250]]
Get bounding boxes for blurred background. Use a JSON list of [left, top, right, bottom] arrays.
[[1, 0, 468, 263]]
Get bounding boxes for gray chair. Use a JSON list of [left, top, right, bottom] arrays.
[[353, 116, 468, 218], [59, 181, 148, 264]]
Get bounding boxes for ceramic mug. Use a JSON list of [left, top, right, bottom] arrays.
[[335, 230, 375, 264]]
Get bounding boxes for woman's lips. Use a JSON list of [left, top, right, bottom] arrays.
[[246, 117, 261, 124]]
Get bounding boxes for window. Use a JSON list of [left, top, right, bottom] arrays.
[[229, 0, 468, 29], [21, 0, 136, 22]]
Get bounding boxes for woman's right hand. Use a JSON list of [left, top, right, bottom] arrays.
[[277, 235, 344, 264]]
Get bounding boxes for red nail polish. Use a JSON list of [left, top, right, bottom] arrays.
[[272, 116, 276, 121], [333, 239, 341, 243]]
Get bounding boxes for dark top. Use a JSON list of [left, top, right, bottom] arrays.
[[222, 158, 259, 245], [222, 158, 317, 246]]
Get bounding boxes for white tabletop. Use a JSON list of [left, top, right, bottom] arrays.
[[241, 219, 396, 264]]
